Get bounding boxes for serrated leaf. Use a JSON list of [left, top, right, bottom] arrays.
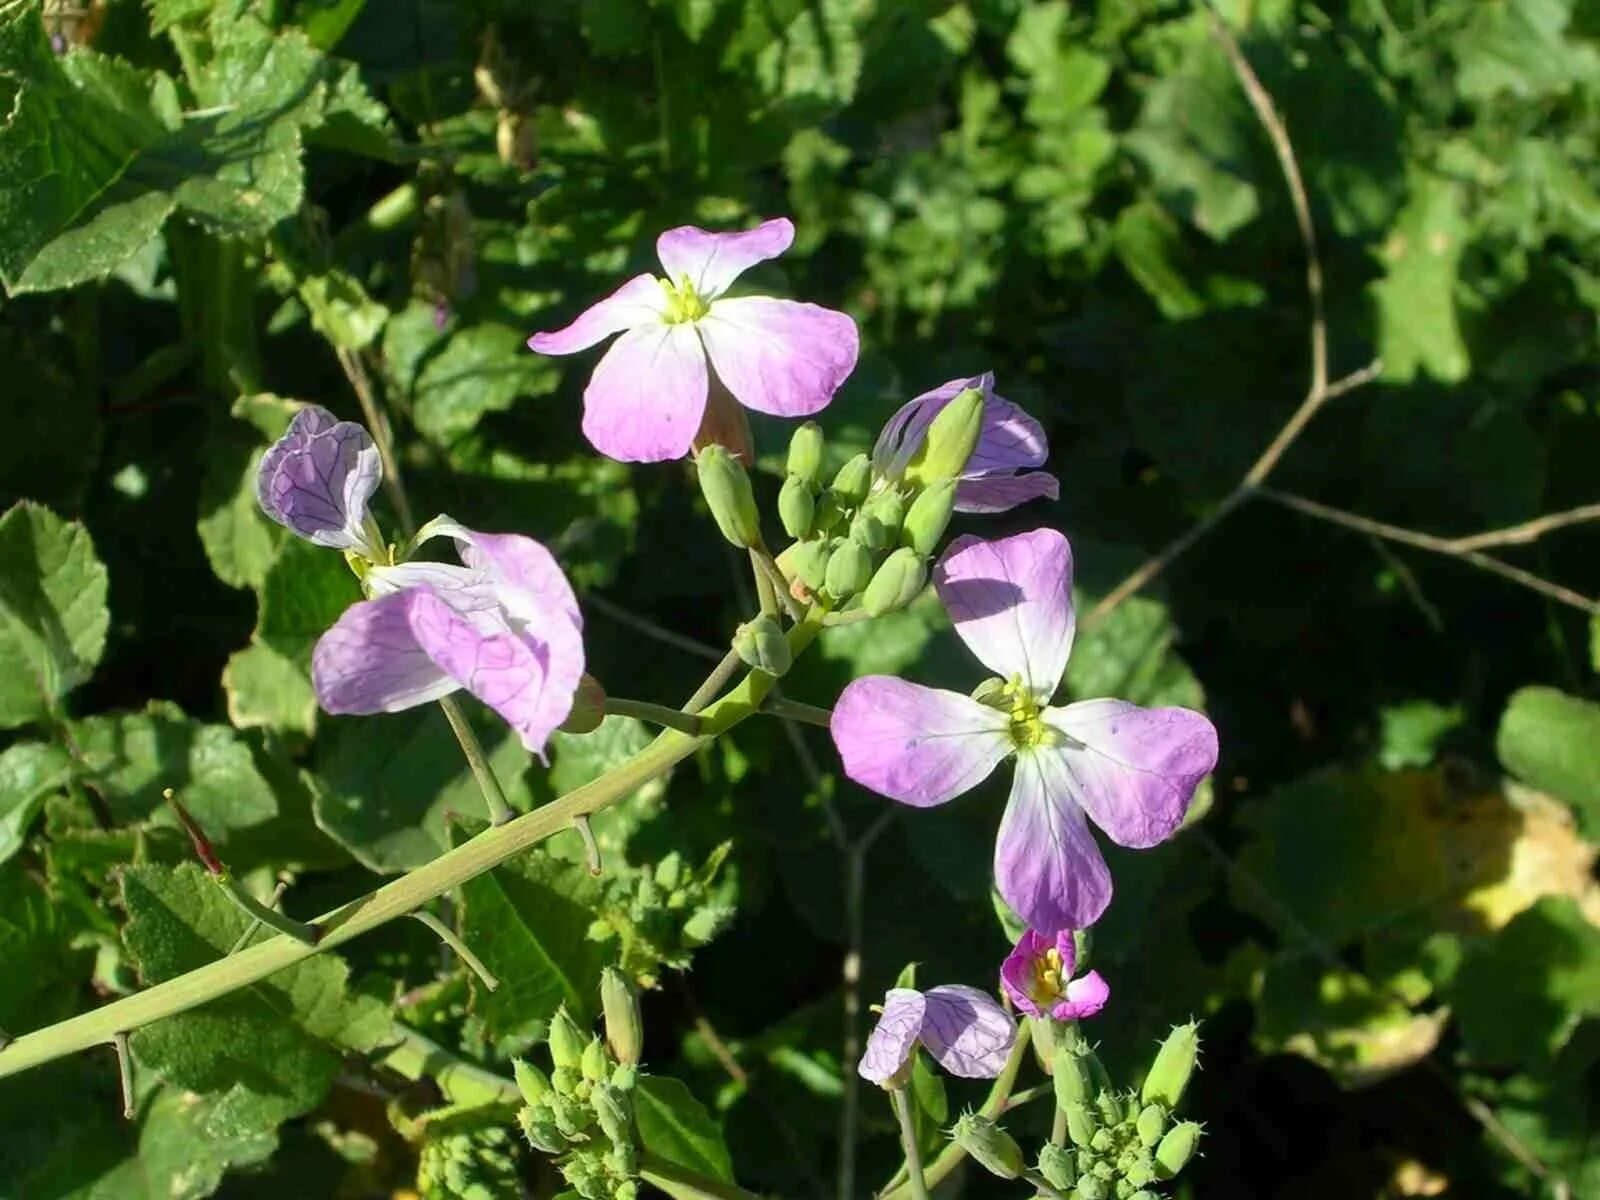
[[1371, 172, 1469, 383], [0, 741, 72, 864], [0, 502, 109, 728], [634, 1074, 735, 1182], [1496, 686, 1600, 835]]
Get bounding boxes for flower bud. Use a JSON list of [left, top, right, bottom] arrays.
[[1129, 1192, 1160, 1200], [654, 852, 685, 890], [1155, 1121, 1202, 1179], [610, 1141, 639, 1178], [601, 967, 644, 1066], [518, 1106, 564, 1154], [1141, 1022, 1199, 1111], [813, 488, 848, 534], [615, 1181, 640, 1200], [861, 547, 927, 617], [559, 674, 606, 734], [1072, 1176, 1107, 1200], [683, 903, 733, 945], [514, 1058, 553, 1105], [1096, 1089, 1125, 1126], [592, 1083, 633, 1147], [1089, 1128, 1114, 1154], [550, 1093, 593, 1138], [1065, 1102, 1097, 1148], [1038, 1143, 1076, 1189], [831, 453, 872, 505], [901, 479, 957, 556], [778, 476, 815, 540], [781, 539, 832, 591], [552, 1066, 582, 1096], [548, 1007, 588, 1071], [611, 1063, 639, 1092], [786, 422, 825, 486], [1054, 1049, 1095, 1111], [581, 1035, 610, 1083], [695, 445, 762, 549], [1136, 1103, 1167, 1149], [907, 386, 984, 485], [858, 489, 905, 547], [824, 538, 872, 599], [1125, 1156, 1156, 1187], [950, 1112, 1024, 1180], [732, 615, 792, 675]]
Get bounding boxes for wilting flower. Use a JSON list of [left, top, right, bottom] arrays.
[[528, 217, 859, 463], [859, 985, 1016, 1087], [830, 528, 1218, 931], [873, 373, 1058, 514], [256, 405, 384, 560], [1000, 929, 1109, 1021], [312, 517, 585, 757]]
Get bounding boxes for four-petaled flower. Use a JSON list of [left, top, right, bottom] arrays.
[[873, 372, 1059, 514], [312, 517, 585, 757], [1000, 929, 1109, 1021], [256, 405, 384, 560], [859, 985, 1017, 1087], [528, 217, 859, 463], [830, 528, 1218, 932]]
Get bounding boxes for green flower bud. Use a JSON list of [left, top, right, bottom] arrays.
[[907, 387, 984, 485], [1154, 1121, 1202, 1179], [1129, 1192, 1160, 1200], [863, 489, 905, 538], [950, 1112, 1024, 1180], [1038, 1142, 1077, 1189], [1136, 1103, 1167, 1149], [1054, 1049, 1096, 1111], [782, 538, 833, 591], [654, 852, 685, 890], [1096, 1089, 1125, 1126], [831, 453, 872, 505], [601, 967, 644, 1067], [581, 1036, 610, 1083], [1066, 1102, 1097, 1148], [552, 1066, 582, 1096], [550, 1092, 592, 1138], [1090, 1128, 1115, 1154], [778, 476, 816, 539], [683, 903, 733, 945], [616, 1182, 640, 1200], [610, 1141, 638, 1178], [787, 422, 824, 486], [611, 1063, 639, 1092], [514, 1058, 553, 1105], [1092, 1159, 1116, 1182], [732, 614, 792, 675], [518, 1106, 565, 1154], [696, 445, 762, 549], [1125, 1157, 1156, 1188], [1141, 1022, 1199, 1111], [1073, 1177, 1107, 1200], [861, 547, 927, 617], [813, 488, 848, 534], [549, 1007, 589, 1071], [824, 537, 872, 598], [593, 1083, 633, 1147], [901, 479, 957, 556]]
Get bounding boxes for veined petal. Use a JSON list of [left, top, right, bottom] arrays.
[[966, 395, 1048, 475], [582, 322, 708, 463], [1042, 700, 1217, 848], [995, 748, 1113, 931], [998, 928, 1053, 1017], [656, 217, 794, 299], [527, 273, 666, 355], [1054, 970, 1109, 1021], [312, 593, 460, 715], [256, 405, 382, 556], [935, 529, 1075, 699], [830, 677, 1011, 808], [919, 985, 1016, 1078], [858, 988, 926, 1085], [414, 519, 584, 637], [698, 296, 859, 418], [955, 471, 1060, 514], [871, 374, 986, 478]]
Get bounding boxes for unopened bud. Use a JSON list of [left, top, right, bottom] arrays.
[[861, 547, 926, 617], [552, 1066, 582, 1096], [1129, 1192, 1160, 1200], [1096, 1089, 1125, 1126], [1073, 1177, 1107, 1200], [824, 538, 872, 598], [901, 479, 957, 556], [950, 1112, 1024, 1180], [615, 1181, 640, 1200], [514, 1058, 553, 1105], [654, 852, 685, 890], [1136, 1103, 1167, 1149], [550, 1092, 592, 1137], [611, 1063, 639, 1092], [682, 904, 732, 944], [592, 1083, 633, 1146], [1155, 1121, 1202, 1179], [696, 445, 762, 549], [518, 1106, 564, 1153], [1066, 1102, 1097, 1148], [1125, 1156, 1156, 1187], [786, 422, 824, 486], [907, 386, 984, 484], [1054, 1049, 1096, 1110], [857, 490, 905, 548], [601, 967, 643, 1066], [581, 1036, 609, 1082], [780, 539, 832, 591], [778, 476, 815, 539], [560, 674, 606, 734], [732, 615, 791, 675], [831, 453, 872, 505], [610, 1141, 639, 1178], [813, 488, 848, 534], [1142, 1022, 1199, 1111], [548, 1007, 588, 1071], [1089, 1128, 1114, 1154], [1038, 1143, 1077, 1189]]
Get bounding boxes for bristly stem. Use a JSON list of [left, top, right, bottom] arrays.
[[409, 910, 499, 992], [437, 695, 515, 825], [605, 697, 704, 735], [890, 1088, 931, 1200]]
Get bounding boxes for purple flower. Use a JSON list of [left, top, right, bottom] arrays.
[[312, 517, 584, 757], [859, 985, 1017, 1087], [873, 373, 1058, 514], [256, 405, 384, 559], [528, 217, 859, 464], [829, 528, 1218, 931], [1000, 929, 1109, 1021]]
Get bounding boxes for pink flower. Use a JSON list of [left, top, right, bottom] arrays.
[[528, 217, 859, 463], [829, 528, 1218, 932], [1000, 929, 1109, 1021], [859, 985, 1017, 1087]]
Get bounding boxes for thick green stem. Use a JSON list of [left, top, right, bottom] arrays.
[[638, 1152, 764, 1200], [605, 697, 704, 735], [437, 695, 513, 825], [891, 1088, 931, 1200]]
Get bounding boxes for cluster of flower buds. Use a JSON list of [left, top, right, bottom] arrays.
[[415, 1122, 520, 1200], [514, 979, 644, 1200], [587, 847, 734, 988]]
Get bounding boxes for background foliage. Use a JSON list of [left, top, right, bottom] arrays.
[[2, 0, 1598, 1196]]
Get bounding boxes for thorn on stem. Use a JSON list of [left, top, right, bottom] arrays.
[[162, 788, 224, 877], [113, 1032, 135, 1119], [574, 815, 603, 876], [409, 909, 499, 992]]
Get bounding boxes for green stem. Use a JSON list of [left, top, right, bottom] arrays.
[[605, 697, 704, 735], [409, 910, 498, 992], [1021, 1168, 1069, 1199], [754, 549, 806, 622], [437, 695, 513, 825], [759, 696, 832, 728], [750, 548, 779, 618], [220, 875, 320, 945], [113, 1032, 135, 1119], [683, 647, 742, 715], [890, 1088, 931, 1200], [377, 1021, 518, 1108], [638, 1152, 764, 1200], [227, 880, 287, 954], [0, 615, 824, 1082]]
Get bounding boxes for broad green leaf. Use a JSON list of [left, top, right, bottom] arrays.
[[1452, 0, 1600, 101], [0, 502, 109, 728], [0, 862, 94, 1033], [634, 1074, 735, 1182], [1371, 172, 1469, 383], [410, 322, 560, 443], [0, 741, 72, 864], [197, 430, 285, 592], [1497, 687, 1600, 835], [1111, 201, 1206, 320], [819, 589, 946, 677], [1066, 593, 1206, 710], [223, 641, 318, 735], [298, 267, 389, 351], [668, 0, 720, 42], [1379, 701, 1465, 770]]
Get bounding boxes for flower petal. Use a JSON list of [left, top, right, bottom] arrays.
[[697, 296, 858, 418], [935, 529, 1075, 699], [872, 374, 982, 479], [858, 988, 926, 1085], [527, 273, 666, 355], [256, 405, 382, 555], [955, 471, 1060, 514], [1042, 700, 1218, 848], [312, 593, 460, 715], [656, 217, 794, 299], [998, 928, 1052, 1017], [830, 677, 1011, 808], [417, 518, 585, 636], [1053, 970, 1110, 1021], [966, 395, 1048, 476], [582, 322, 708, 462], [995, 748, 1113, 931], [919, 985, 1017, 1078]]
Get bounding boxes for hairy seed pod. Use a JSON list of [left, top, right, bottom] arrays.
[[778, 475, 816, 539], [950, 1112, 1024, 1180], [1142, 1023, 1199, 1111]]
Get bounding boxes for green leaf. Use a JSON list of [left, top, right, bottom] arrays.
[[410, 322, 560, 444], [1066, 593, 1206, 710], [634, 1074, 735, 1182], [542, 716, 665, 865], [1590, 614, 1599, 673], [197, 427, 286, 593], [1111, 201, 1206, 320], [298, 267, 389, 351], [0, 861, 94, 1033], [1496, 687, 1600, 835], [1452, 0, 1600, 102], [0, 502, 109, 728], [1371, 171, 1469, 383], [0, 741, 72, 864], [223, 641, 318, 735], [1379, 701, 1465, 770]]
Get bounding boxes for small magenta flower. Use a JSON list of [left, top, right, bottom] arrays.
[[873, 373, 1059, 513], [528, 217, 859, 463], [256, 405, 384, 559], [859, 985, 1017, 1087], [1000, 929, 1109, 1021], [312, 517, 585, 757], [829, 528, 1217, 932]]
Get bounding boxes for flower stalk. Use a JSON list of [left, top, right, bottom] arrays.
[[890, 1087, 931, 1200]]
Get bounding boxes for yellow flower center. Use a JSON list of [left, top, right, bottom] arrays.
[[1001, 675, 1050, 750], [1032, 946, 1067, 1004], [660, 275, 710, 324]]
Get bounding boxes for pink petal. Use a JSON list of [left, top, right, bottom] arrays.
[[697, 296, 859, 418], [1042, 700, 1217, 848], [313, 593, 460, 714], [995, 749, 1113, 931], [582, 322, 708, 462], [955, 471, 1060, 515], [436, 523, 584, 635], [527, 273, 666, 355], [859, 988, 925, 1085], [998, 928, 1052, 1017], [1053, 970, 1110, 1021], [830, 677, 1011, 808], [966, 395, 1048, 475], [920, 985, 1017, 1078], [935, 529, 1075, 700], [656, 217, 794, 299]]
